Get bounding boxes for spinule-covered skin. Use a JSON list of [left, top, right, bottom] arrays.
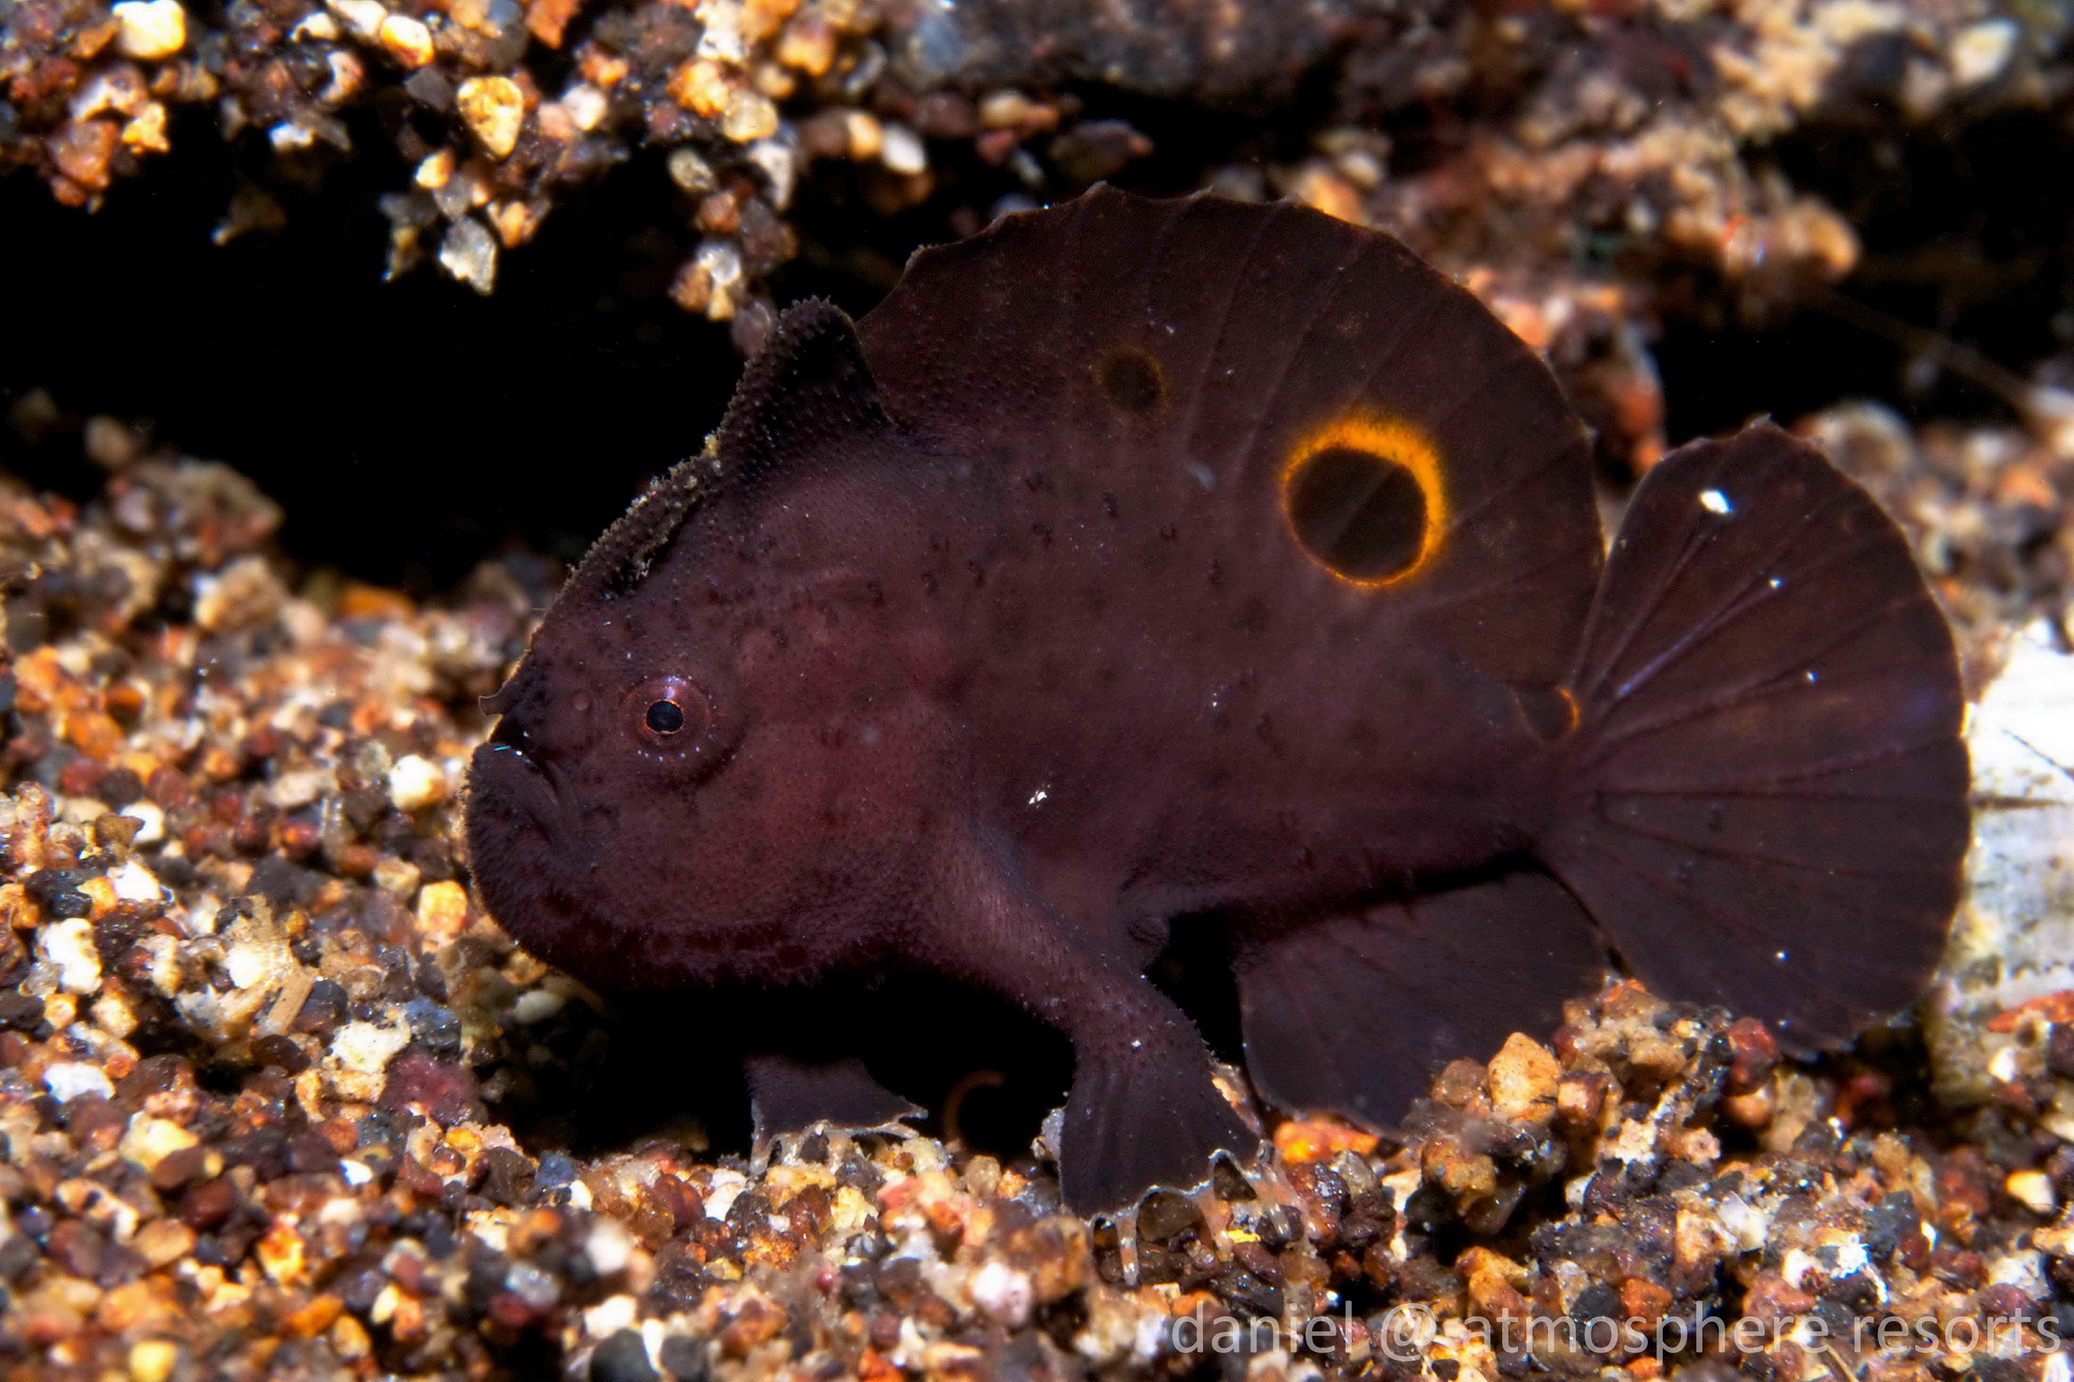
[[466, 188, 1969, 1215]]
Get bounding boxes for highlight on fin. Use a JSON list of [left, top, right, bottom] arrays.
[[1539, 423, 1969, 1053]]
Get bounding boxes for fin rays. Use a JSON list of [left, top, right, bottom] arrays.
[[1542, 425, 1967, 1052]]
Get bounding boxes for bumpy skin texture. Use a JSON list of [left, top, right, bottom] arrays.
[[465, 189, 1969, 1215]]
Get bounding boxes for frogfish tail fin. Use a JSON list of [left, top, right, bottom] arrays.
[[1536, 423, 1968, 1053]]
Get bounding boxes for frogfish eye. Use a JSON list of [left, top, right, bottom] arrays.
[[625, 674, 712, 751]]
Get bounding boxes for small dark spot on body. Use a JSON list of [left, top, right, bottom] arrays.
[[1159, 523, 1178, 541], [1102, 494, 1119, 518], [1094, 346, 1166, 414]]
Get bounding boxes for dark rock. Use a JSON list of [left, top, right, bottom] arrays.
[[0, 991, 44, 1031], [478, 1146, 536, 1205], [1137, 1189, 1202, 1243], [591, 1329, 659, 1382]]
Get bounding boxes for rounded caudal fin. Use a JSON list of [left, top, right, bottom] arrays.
[[1538, 424, 1969, 1054]]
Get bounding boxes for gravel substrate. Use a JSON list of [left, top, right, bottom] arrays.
[[0, 414, 2069, 1380]]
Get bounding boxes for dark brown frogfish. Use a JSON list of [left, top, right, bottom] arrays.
[[465, 187, 1969, 1215]]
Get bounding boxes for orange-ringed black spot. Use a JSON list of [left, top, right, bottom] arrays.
[[1094, 347, 1164, 415], [646, 700, 687, 734], [1284, 446, 1429, 583]]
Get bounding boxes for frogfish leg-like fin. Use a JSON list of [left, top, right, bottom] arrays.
[[745, 1051, 923, 1164], [1053, 997, 1259, 1217], [1233, 871, 1607, 1129], [923, 829, 1259, 1216], [1538, 423, 1969, 1054]]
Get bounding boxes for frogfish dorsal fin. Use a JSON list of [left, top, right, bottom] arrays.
[[714, 297, 893, 473], [854, 186, 1602, 686], [567, 299, 892, 599]]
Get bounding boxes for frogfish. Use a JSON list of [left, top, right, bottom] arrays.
[[466, 188, 1969, 1214]]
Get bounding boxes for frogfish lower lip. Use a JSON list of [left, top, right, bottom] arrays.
[[468, 740, 564, 843]]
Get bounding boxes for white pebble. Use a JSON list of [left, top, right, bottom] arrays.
[[586, 1220, 636, 1276], [968, 1260, 1033, 1326], [879, 123, 927, 176], [584, 1293, 638, 1338], [512, 989, 564, 1024], [560, 82, 607, 132], [268, 766, 333, 809], [119, 801, 165, 846], [667, 147, 715, 193], [438, 218, 498, 295], [703, 1169, 746, 1220], [110, 860, 163, 904], [1951, 18, 2017, 87], [377, 11, 434, 66], [388, 754, 449, 813], [506, 1261, 560, 1308], [2008, 1169, 2056, 1214], [119, 1114, 197, 1168], [224, 939, 287, 990], [332, 1018, 412, 1074], [747, 137, 796, 209], [37, 919, 103, 995], [44, 1061, 115, 1103], [112, 0, 186, 58], [327, 0, 386, 37]]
